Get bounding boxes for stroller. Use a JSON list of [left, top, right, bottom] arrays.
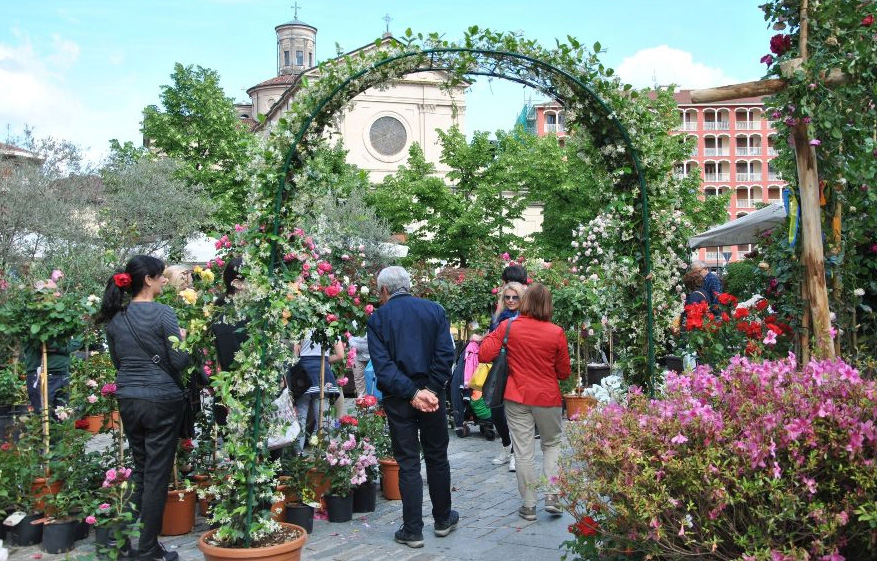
[[447, 341, 496, 440]]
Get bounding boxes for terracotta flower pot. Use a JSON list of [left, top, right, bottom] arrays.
[[198, 522, 307, 561], [378, 458, 401, 500], [192, 474, 213, 517], [161, 488, 196, 536], [31, 476, 63, 514], [306, 468, 330, 508], [564, 395, 597, 421]]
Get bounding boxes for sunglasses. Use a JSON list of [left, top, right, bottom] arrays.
[[503, 294, 520, 301]]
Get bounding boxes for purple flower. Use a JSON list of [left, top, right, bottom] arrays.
[[809, 139, 821, 146], [760, 54, 774, 65]]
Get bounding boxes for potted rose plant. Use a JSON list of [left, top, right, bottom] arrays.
[[89, 465, 140, 561]]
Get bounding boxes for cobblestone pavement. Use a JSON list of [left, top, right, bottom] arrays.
[[5, 425, 573, 561]]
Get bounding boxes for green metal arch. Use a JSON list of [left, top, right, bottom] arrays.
[[242, 46, 659, 540], [272, 47, 655, 384]]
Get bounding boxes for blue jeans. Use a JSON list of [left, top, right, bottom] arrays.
[[118, 398, 183, 556], [383, 395, 452, 534]]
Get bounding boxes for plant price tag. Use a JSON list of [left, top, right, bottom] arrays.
[[3, 511, 26, 527]]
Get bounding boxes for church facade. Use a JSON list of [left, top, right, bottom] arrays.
[[234, 18, 466, 183]]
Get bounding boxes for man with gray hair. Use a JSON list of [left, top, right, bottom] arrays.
[[367, 266, 458, 548], [690, 259, 722, 310]]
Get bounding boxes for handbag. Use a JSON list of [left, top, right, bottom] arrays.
[[267, 387, 301, 450], [481, 318, 515, 409], [122, 311, 196, 438], [468, 363, 491, 391]]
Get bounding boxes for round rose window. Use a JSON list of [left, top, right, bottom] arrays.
[[369, 116, 407, 157]]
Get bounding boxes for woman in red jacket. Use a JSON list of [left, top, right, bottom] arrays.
[[479, 283, 571, 521]]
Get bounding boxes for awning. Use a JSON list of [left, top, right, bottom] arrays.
[[688, 203, 787, 249]]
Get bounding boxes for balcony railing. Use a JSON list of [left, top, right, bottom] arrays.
[[673, 171, 688, 179], [703, 121, 731, 130], [768, 172, 783, 181], [704, 148, 730, 156], [736, 198, 752, 208], [767, 148, 779, 156], [704, 172, 730, 182], [545, 124, 565, 133], [735, 121, 762, 130], [690, 148, 698, 157], [736, 173, 763, 181], [679, 122, 698, 131], [736, 147, 763, 156]]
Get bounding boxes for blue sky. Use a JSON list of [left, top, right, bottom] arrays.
[[1, 0, 774, 161]]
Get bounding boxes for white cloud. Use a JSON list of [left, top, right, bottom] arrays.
[[615, 45, 738, 90], [0, 32, 119, 162]]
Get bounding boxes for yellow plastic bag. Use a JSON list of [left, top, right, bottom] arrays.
[[469, 363, 491, 391]]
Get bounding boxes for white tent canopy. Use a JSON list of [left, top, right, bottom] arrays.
[[688, 203, 787, 249]]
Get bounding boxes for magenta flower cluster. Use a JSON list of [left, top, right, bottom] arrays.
[[565, 356, 877, 559]]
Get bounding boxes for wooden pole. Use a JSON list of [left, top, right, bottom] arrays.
[[689, 69, 847, 104], [793, 0, 834, 360], [40, 342, 50, 474]]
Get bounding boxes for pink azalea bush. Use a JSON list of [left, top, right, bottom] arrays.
[[558, 355, 877, 560]]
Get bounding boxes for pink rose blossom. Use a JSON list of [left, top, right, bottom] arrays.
[[85, 515, 97, 525]]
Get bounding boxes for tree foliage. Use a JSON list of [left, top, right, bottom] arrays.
[[367, 127, 530, 266], [141, 63, 253, 229]]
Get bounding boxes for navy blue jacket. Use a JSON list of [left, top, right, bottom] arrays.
[[366, 293, 455, 400], [702, 272, 722, 309]]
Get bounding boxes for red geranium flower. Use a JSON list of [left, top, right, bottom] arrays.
[[339, 415, 358, 427], [570, 516, 599, 537]]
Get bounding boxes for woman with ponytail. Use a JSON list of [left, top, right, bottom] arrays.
[[97, 255, 189, 561]]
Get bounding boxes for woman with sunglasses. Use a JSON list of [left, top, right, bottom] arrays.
[[486, 281, 526, 470]]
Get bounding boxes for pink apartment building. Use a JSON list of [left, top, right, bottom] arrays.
[[518, 92, 787, 264]]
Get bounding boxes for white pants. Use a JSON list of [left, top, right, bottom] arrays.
[[504, 400, 562, 509]]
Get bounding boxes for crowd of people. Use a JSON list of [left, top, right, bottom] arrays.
[[28, 252, 715, 553]]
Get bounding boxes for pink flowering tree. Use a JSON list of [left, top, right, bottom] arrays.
[[557, 355, 877, 560]]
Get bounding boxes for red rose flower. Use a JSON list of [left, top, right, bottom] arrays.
[[0, 442, 11, 451], [717, 293, 738, 307], [570, 516, 599, 537], [745, 341, 759, 355], [74, 419, 90, 430], [862, 14, 874, 27], [721, 312, 731, 322], [769, 33, 792, 56], [339, 415, 358, 426], [755, 299, 769, 311], [113, 273, 132, 288], [733, 307, 749, 319]]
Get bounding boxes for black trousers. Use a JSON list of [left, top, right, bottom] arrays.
[[118, 398, 183, 556], [383, 395, 452, 534], [490, 404, 512, 449]]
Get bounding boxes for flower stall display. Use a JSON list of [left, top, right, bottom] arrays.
[[557, 356, 877, 560], [681, 293, 792, 370]]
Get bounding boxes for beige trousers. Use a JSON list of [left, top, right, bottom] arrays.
[[504, 400, 562, 509]]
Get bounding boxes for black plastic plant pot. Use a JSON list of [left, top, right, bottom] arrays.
[[42, 519, 78, 554], [284, 503, 314, 534], [10, 513, 44, 546]]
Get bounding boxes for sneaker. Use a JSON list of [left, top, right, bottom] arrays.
[[508, 453, 516, 472], [434, 510, 459, 537], [394, 527, 425, 548], [518, 506, 537, 521], [491, 446, 512, 465], [544, 494, 562, 515], [138, 543, 178, 561]]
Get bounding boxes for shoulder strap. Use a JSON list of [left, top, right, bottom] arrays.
[[499, 317, 515, 352], [121, 310, 184, 390], [694, 290, 706, 299]]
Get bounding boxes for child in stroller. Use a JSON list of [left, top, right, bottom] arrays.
[[447, 340, 496, 439]]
